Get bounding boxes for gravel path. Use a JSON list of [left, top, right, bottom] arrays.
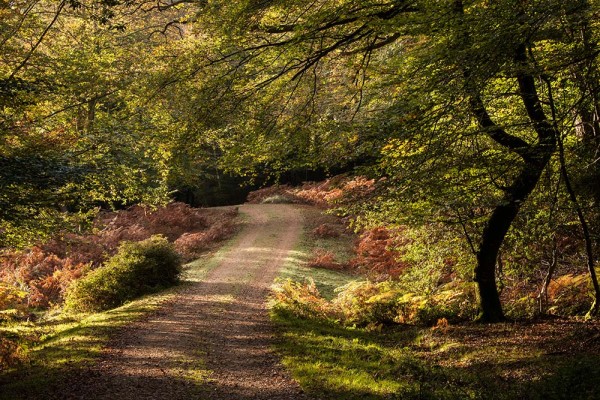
[[62, 204, 309, 399]]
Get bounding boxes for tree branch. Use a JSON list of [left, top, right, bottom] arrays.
[[8, 0, 66, 79]]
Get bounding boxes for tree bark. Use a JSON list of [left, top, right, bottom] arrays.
[[475, 160, 550, 321], [468, 44, 557, 322]]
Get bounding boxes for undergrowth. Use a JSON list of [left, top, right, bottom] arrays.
[[64, 236, 181, 312], [253, 176, 600, 320], [0, 203, 238, 317], [271, 207, 600, 399], [271, 308, 600, 399], [0, 236, 232, 398], [0, 291, 174, 399], [0, 204, 239, 373]]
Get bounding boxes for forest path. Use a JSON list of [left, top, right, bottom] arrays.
[[65, 204, 308, 400]]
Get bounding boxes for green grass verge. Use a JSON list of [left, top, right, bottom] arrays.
[[272, 308, 600, 399], [271, 207, 600, 400], [0, 292, 175, 399], [271, 310, 471, 400]]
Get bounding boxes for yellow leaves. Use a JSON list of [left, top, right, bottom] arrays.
[[0, 283, 28, 318], [381, 138, 426, 159], [259, 7, 290, 28], [270, 278, 333, 320]]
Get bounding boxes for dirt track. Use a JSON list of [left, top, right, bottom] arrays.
[[62, 204, 308, 399]]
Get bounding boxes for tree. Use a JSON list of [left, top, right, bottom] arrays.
[[0, 0, 186, 247], [182, 0, 600, 321]]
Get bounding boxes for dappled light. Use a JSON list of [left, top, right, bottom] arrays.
[[10, 204, 307, 400], [3, 0, 600, 398]]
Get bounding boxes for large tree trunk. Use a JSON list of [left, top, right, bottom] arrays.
[[467, 44, 557, 322], [475, 161, 550, 322]]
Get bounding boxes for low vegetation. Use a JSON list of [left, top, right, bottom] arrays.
[[253, 178, 600, 322], [0, 202, 237, 317], [0, 233, 233, 398], [270, 206, 600, 399], [273, 308, 600, 399], [0, 203, 238, 372], [0, 292, 176, 399], [64, 236, 181, 312]]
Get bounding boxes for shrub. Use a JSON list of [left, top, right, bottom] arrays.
[[547, 274, 592, 316], [174, 217, 238, 261], [0, 283, 28, 320], [0, 337, 25, 370], [332, 280, 477, 327], [174, 231, 211, 261], [349, 227, 410, 279], [312, 223, 341, 238], [270, 279, 333, 320], [64, 235, 181, 312], [0, 248, 88, 309], [0, 204, 238, 312], [333, 281, 404, 327], [307, 249, 346, 271], [272, 279, 478, 328], [247, 185, 302, 204], [504, 295, 538, 320], [261, 194, 298, 204], [413, 282, 478, 325]]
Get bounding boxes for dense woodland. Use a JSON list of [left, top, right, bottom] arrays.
[[2, 0, 600, 390]]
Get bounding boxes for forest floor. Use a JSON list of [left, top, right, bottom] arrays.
[[3, 203, 600, 400], [6, 204, 310, 400]]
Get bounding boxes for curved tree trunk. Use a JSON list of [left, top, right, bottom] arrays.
[[466, 44, 557, 322], [475, 160, 551, 322]]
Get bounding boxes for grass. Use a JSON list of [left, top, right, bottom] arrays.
[[273, 308, 600, 399], [272, 310, 477, 400], [277, 206, 356, 299], [270, 207, 600, 400], [0, 231, 242, 399], [0, 292, 174, 399]]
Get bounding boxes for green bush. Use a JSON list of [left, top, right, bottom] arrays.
[[334, 280, 403, 326], [271, 278, 478, 328], [331, 280, 477, 327], [270, 278, 333, 320], [65, 235, 181, 312], [414, 281, 478, 325]]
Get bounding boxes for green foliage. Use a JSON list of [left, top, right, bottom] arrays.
[[271, 279, 333, 320], [272, 310, 456, 400], [333, 281, 404, 327], [0, 1, 181, 247], [64, 235, 181, 312], [3, 0, 600, 320], [271, 278, 478, 328], [0, 284, 28, 321], [415, 282, 479, 325], [272, 236, 600, 400]]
